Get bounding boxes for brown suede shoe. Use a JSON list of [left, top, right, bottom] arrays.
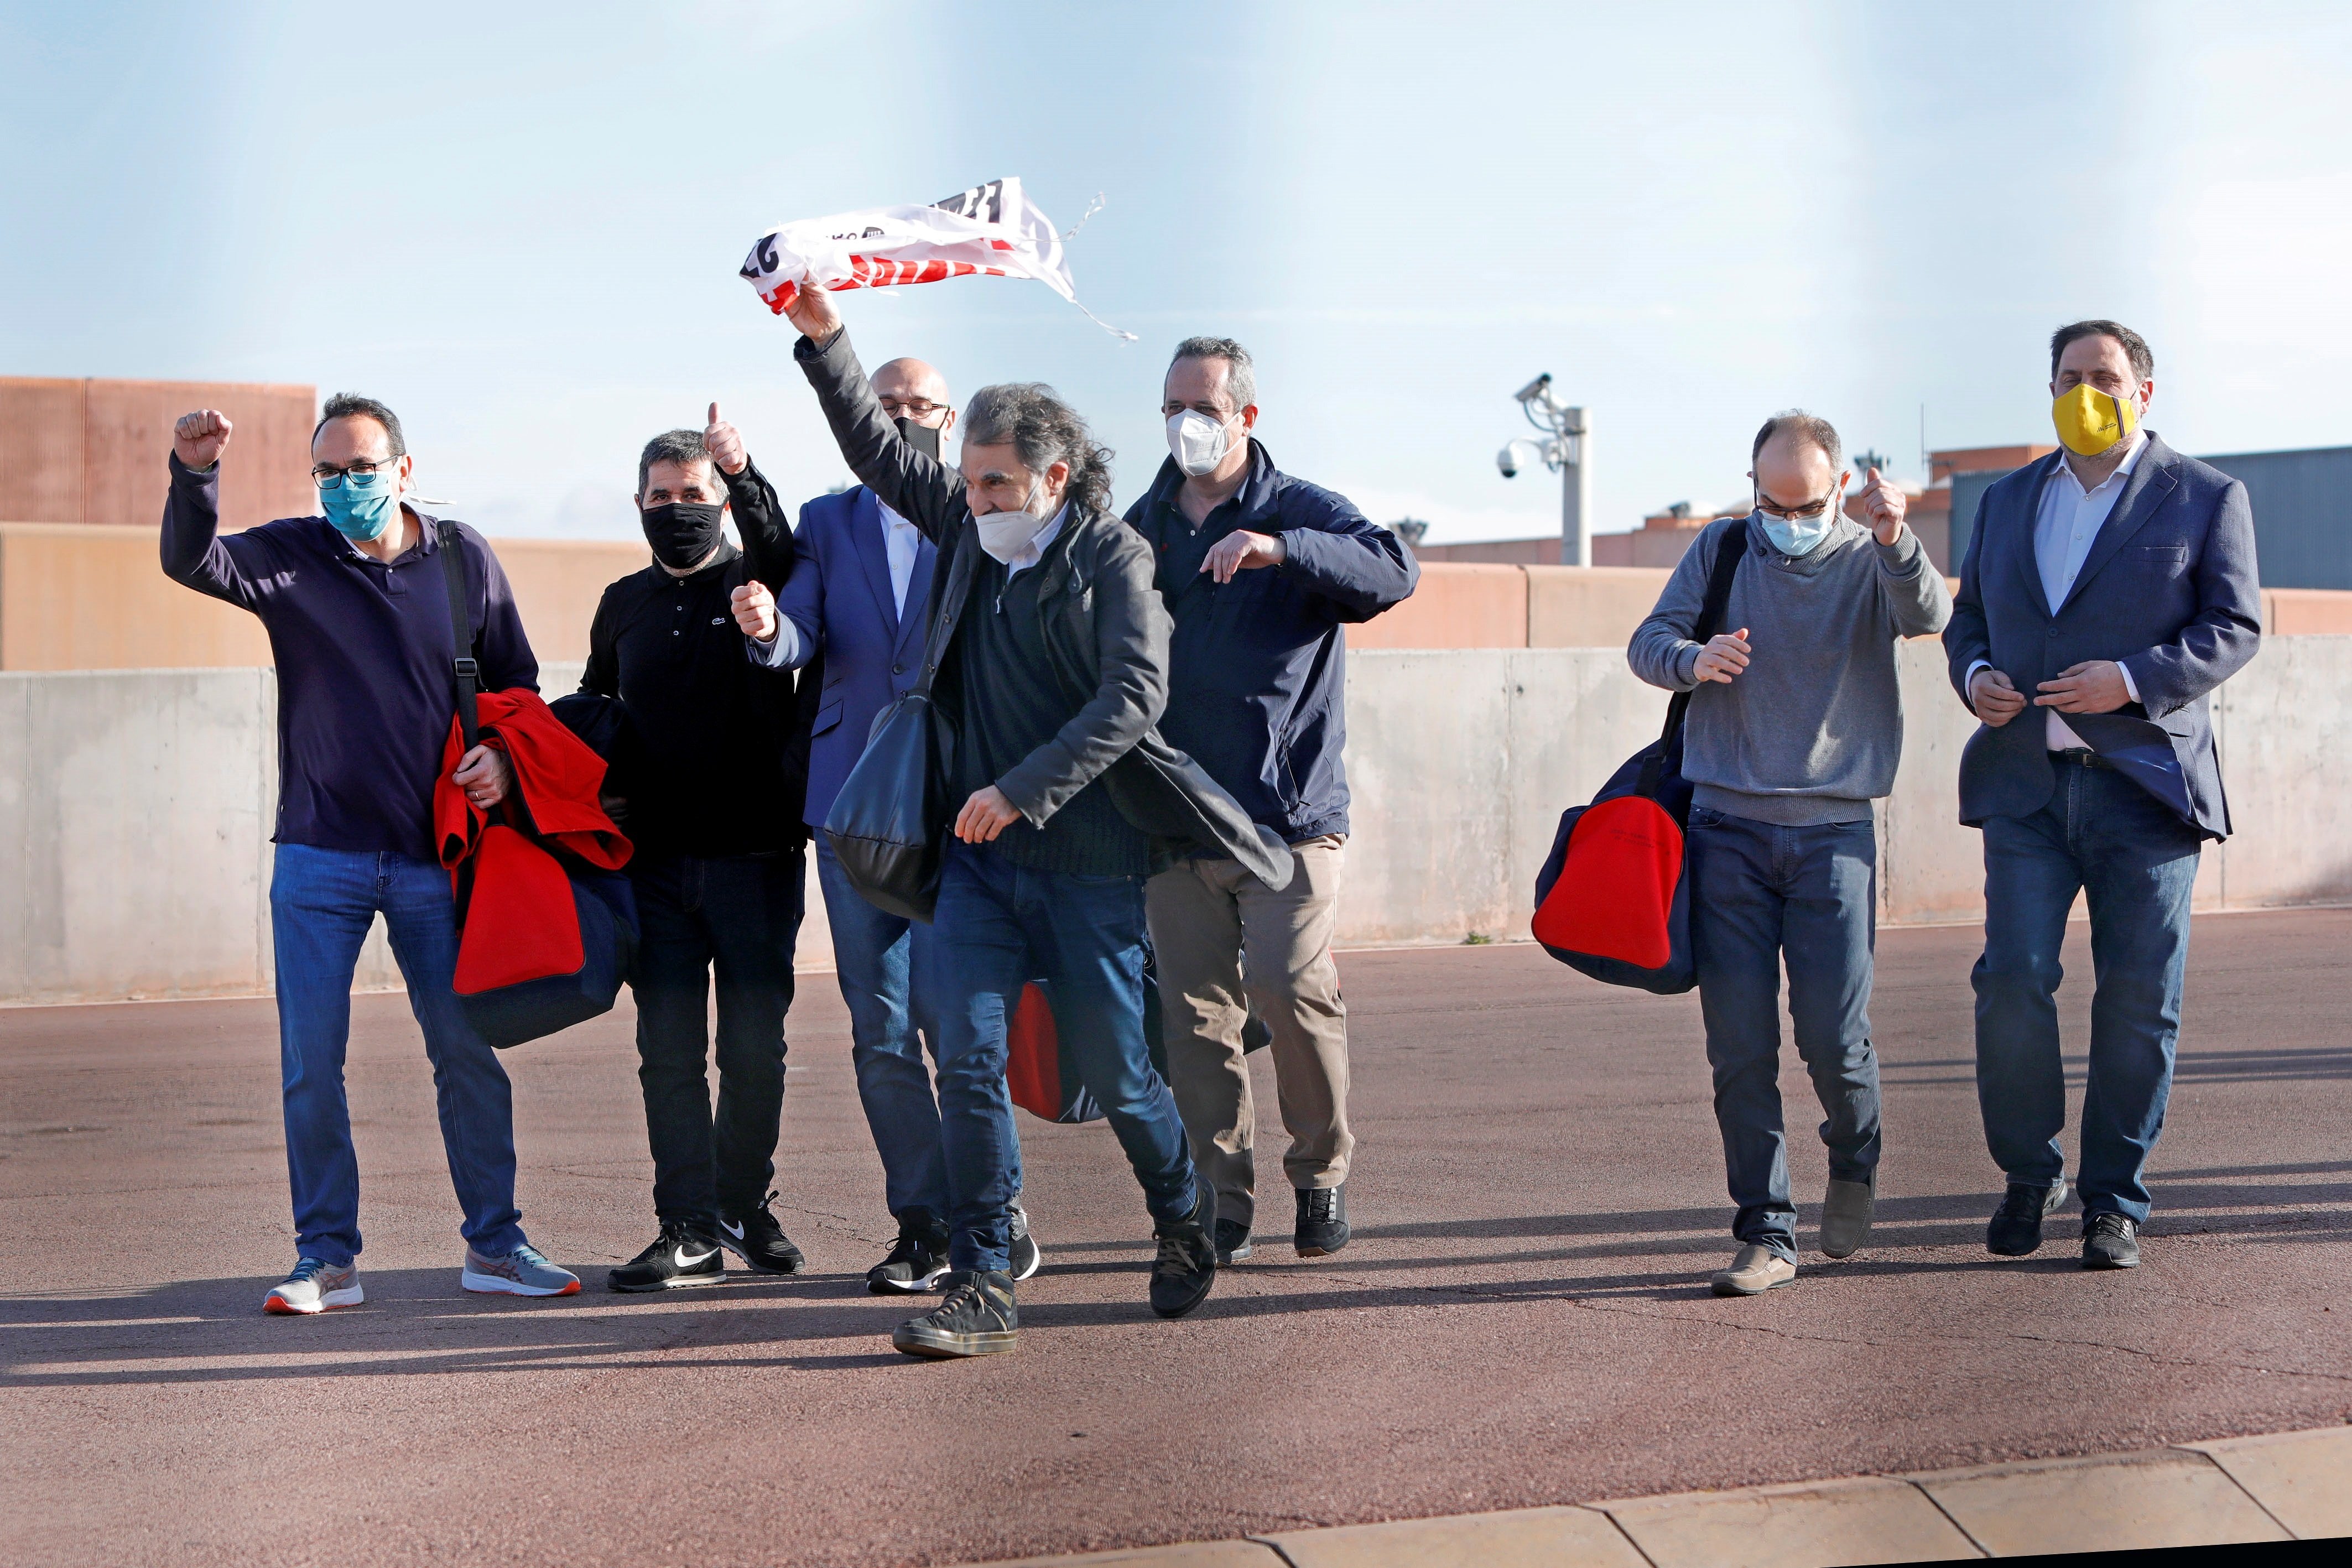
[[1710, 1244, 1797, 1296]]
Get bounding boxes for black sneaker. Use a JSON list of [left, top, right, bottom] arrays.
[[1215, 1218, 1254, 1265], [1149, 1170, 1219, 1320], [1987, 1178, 2069, 1257], [608, 1222, 726, 1292], [867, 1210, 951, 1295], [2083, 1212, 2141, 1270], [892, 1269, 1019, 1358], [1295, 1182, 1351, 1257], [1007, 1199, 1043, 1283], [716, 1191, 806, 1275]]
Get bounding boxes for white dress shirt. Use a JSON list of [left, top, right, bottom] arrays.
[[1969, 434, 2147, 749], [877, 498, 921, 617]]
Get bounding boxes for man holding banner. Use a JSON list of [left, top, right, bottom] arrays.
[[769, 276, 1289, 1358]]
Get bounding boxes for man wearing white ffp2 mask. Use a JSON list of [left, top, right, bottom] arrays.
[[1127, 335, 1420, 1269]]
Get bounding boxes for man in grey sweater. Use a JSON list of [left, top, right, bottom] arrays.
[[1630, 411, 1950, 1296]]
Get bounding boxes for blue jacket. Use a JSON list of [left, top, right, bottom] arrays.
[[767, 484, 938, 829], [1944, 433, 2261, 839], [1124, 441, 1418, 843]]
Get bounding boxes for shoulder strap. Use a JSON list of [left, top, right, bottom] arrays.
[[1638, 518, 1747, 793], [435, 521, 481, 750]]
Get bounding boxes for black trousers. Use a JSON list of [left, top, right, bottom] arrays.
[[628, 847, 805, 1228]]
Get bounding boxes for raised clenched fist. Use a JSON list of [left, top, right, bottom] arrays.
[[174, 409, 233, 470], [704, 402, 747, 476]]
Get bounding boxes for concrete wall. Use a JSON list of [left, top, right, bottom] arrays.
[[0, 377, 317, 533], [5, 639, 2348, 1006], [0, 523, 651, 671]]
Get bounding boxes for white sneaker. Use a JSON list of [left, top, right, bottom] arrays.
[[264, 1258, 364, 1315], [461, 1241, 581, 1297]]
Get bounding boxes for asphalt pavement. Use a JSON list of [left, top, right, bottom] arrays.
[[3, 909, 2347, 1567]]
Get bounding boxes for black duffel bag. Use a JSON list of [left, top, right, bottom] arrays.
[[437, 523, 637, 1048], [1531, 517, 1745, 993], [823, 684, 950, 922]]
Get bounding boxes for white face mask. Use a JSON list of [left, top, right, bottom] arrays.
[[975, 479, 1050, 564], [1167, 409, 1237, 477]]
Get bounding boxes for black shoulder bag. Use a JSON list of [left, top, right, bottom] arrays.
[[435, 523, 638, 1047]]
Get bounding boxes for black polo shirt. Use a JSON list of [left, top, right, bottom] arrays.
[[581, 544, 802, 858]]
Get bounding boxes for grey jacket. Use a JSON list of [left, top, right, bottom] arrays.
[[792, 326, 1294, 888], [1630, 514, 1952, 824]]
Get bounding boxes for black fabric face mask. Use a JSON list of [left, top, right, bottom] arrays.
[[896, 416, 942, 462], [641, 501, 725, 570]]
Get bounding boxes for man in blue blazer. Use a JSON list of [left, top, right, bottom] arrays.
[[1945, 320, 2261, 1270], [731, 357, 1039, 1294]]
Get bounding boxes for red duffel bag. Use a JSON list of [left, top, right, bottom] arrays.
[[1531, 518, 1745, 993]]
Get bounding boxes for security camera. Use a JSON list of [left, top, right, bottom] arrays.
[[1513, 373, 1553, 405], [1497, 439, 1544, 478]]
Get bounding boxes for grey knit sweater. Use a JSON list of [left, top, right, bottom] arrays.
[[1627, 514, 1952, 825]]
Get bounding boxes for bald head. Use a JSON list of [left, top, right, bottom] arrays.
[[872, 358, 954, 433]]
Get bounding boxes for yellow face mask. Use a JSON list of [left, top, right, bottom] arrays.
[[2051, 384, 2140, 457]]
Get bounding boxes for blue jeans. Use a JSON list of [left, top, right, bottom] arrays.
[[629, 848, 803, 1228], [1688, 809, 1883, 1262], [930, 840, 1195, 1272], [1975, 761, 2202, 1223], [817, 837, 1027, 1223], [269, 843, 524, 1267]]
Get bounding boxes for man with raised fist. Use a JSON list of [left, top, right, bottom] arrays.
[[161, 394, 581, 1315], [581, 405, 814, 1293]]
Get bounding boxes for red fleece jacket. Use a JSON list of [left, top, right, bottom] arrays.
[[435, 690, 631, 994]]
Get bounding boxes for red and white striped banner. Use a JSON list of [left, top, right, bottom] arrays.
[[738, 178, 1132, 338]]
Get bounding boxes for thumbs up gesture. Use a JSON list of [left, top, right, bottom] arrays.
[[704, 402, 747, 476], [174, 409, 233, 470], [1854, 466, 1907, 546]]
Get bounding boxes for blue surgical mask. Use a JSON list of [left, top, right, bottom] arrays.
[[320, 468, 398, 541], [1755, 483, 1843, 558]]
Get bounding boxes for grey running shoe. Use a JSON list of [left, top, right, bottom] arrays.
[[1711, 1244, 1797, 1296], [1819, 1178, 1875, 1259], [1007, 1199, 1043, 1282], [893, 1269, 1019, 1358], [2082, 1212, 2141, 1270], [461, 1241, 581, 1298], [264, 1258, 363, 1315]]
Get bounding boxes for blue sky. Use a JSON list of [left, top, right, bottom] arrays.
[[6, 1, 2350, 543]]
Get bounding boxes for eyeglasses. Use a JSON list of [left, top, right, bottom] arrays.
[[1755, 489, 1838, 522], [313, 461, 395, 491], [880, 398, 946, 420]]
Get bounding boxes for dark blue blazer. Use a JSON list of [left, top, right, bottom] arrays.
[[772, 484, 937, 829], [1944, 433, 2261, 839]]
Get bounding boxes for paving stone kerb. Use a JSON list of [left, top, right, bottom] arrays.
[[7, 637, 2352, 1003], [3, 916, 2346, 1568], [989, 1431, 2348, 1565]]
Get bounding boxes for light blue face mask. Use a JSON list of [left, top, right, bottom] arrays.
[[1755, 484, 1843, 558], [320, 467, 398, 541]]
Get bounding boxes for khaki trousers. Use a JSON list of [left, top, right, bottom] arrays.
[[1146, 835, 1351, 1228]]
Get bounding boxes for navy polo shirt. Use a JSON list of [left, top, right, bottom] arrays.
[[160, 454, 539, 863]]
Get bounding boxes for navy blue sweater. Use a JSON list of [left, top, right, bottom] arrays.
[[1124, 442, 1417, 843], [160, 454, 538, 862]]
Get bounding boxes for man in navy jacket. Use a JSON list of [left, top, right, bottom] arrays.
[[1126, 336, 1418, 1264], [162, 394, 580, 1314], [732, 356, 1041, 1294], [1946, 320, 2261, 1270]]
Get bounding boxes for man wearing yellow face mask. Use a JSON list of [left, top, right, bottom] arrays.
[[1945, 320, 2262, 1273]]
